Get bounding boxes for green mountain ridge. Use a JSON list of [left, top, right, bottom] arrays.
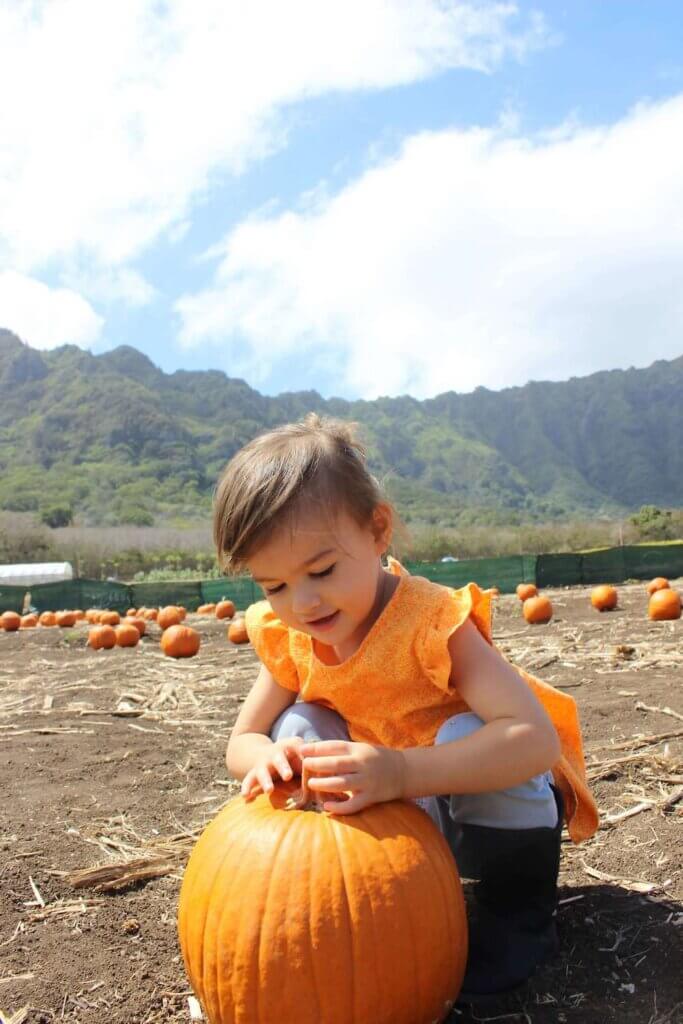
[[0, 328, 681, 527]]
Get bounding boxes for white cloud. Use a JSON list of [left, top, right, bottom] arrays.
[[175, 93, 683, 398], [61, 267, 157, 308], [0, 0, 549, 281], [0, 272, 103, 350]]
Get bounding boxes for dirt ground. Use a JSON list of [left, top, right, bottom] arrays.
[[1, 581, 681, 1024]]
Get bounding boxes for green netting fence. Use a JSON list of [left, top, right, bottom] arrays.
[[535, 553, 583, 588], [2, 543, 681, 614], [402, 555, 538, 592]]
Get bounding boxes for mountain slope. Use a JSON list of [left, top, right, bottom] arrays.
[[0, 329, 681, 526]]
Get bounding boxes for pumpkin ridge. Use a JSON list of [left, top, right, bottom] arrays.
[[418, 804, 467, 1009], [192, 808, 245, 1020], [327, 810, 360, 1022], [352, 808, 402, 1023], [253, 806, 301, 1022], [299, 811, 324, 1024], [220, 807, 278, 1024], [204, 808, 256, 1022], [374, 802, 424, 1022]]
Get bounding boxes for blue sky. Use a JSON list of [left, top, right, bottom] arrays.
[[1, 1, 682, 400]]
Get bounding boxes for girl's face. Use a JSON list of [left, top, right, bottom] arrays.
[[246, 504, 391, 653]]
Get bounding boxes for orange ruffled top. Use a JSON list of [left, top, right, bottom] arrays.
[[244, 558, 599, 844]]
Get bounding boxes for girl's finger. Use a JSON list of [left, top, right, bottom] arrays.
[[241, 772, 260, 800], [301, 755, 357, 775], [257, 767, 274, 794], [299, 740, 351, 758], [274, 754, 293, 780], [306, 775, 353, 793], [324, 792, 368, 815]]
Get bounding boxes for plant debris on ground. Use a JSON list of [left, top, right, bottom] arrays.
[[0, 582, 681, 1023]]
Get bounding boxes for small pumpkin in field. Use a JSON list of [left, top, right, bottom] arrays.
[[127, 607, 138, 617], [115, 623, 141, 647], [215, 599, 236, 620], [99, 610, 120, 626], [157, 605, 185, 630], [178, 783, 467, 1024], [1, 611, 21, 631], [73, 609, 85, 620], [197, 603, 216, 615], [39, 611, 57, 627], [56, 611, 78, 628], [646, 577, 669, 596], [227, 618, 249, 644], [648, 588, 681, 621], [85, 609, 101, 623], [161, 624, 200, 658], [122, 616, 146, 637], [144, 607, 159, 621], [523, 594, 553, 624], [516, 583, 537, 602], [591, 585, 618, 612], [87, 624, 117, 650], [20, 614, 38, 628]]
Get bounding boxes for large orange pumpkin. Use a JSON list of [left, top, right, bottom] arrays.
[[39, 611, 57, 627], [161, 624, 200, 658], [197, 603, 216, 615], [591, 585, 618, 612], [178, 784, 467, 1024], [516, 583, 537, 602], [523, 594, 553, 624], [158, 605, 185, 630], [227, 618, 249, 644], [648, 588, 681, 621], [1, 611, 21, 631], [20, 614, 38, 628], [646, 577, 669, 596], [87, 625, 117, 650], [215, 599, 235, 620]]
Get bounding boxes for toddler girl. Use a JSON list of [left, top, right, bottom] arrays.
[[214, 414, 598, 1001]]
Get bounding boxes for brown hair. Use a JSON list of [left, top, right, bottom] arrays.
[[213, 413, 402, 574]]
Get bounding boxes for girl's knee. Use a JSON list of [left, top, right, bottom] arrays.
[[270, 702, 350, 743], [435, 712, 485, 746]]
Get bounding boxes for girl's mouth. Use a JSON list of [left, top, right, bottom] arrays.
[[307, 611, 339, 631]]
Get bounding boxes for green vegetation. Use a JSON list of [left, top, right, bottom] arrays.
[[1, 329, 682, 534], [2, 508, 681, 581]]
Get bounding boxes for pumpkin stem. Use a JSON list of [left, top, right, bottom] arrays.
[[284, 762, 325, 812]]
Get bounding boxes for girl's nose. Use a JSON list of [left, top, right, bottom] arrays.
[[291, 582, 321, 617]]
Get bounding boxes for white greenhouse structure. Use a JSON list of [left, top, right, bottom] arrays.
[[0, 562, 74, 587]]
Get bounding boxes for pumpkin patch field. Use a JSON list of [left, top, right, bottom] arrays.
[[1, 583, 681, 1024]]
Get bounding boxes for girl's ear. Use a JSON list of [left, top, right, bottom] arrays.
[[371, 503, 393, 553]]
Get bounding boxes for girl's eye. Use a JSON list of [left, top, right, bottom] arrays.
[[310, 564, 335, 579], [264, 565, 335, 596]]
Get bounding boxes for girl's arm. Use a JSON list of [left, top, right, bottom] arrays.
[[225, 662, 296, 780], [400, 617, 561, 799]]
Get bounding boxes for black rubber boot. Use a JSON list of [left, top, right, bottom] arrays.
[[455, 786, 564, 1002]]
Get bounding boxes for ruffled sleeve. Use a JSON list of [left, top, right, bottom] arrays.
[[413, 579, 598, 843], [416, 582, 494, 692], [244, 601, 300, 693]]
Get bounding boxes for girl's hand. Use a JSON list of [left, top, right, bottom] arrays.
[[240, 737, 305, 801], [298, 740, 406, 815]]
